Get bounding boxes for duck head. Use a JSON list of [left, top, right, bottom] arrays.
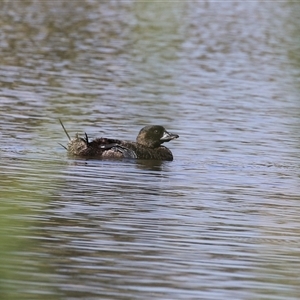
[[136, 125, 179, 148]]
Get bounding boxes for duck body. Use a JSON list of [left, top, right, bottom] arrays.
[[66, 125, 179, 161]]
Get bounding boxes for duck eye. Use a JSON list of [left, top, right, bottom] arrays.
[[154, 130, 159, 134]]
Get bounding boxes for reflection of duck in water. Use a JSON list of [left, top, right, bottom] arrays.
[[59, 120, 179, 161]]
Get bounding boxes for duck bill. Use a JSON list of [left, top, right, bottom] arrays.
[[160, 130, 179, 142]]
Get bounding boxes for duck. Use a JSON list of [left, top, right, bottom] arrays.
[[59, 120, 179, 161]]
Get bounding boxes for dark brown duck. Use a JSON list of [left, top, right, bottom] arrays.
[[60, 121, 179, 161]]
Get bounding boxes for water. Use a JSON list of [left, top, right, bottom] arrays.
[[1, 1, 300, 299]]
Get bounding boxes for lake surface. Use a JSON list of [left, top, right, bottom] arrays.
[[1, 1, 300, 299]]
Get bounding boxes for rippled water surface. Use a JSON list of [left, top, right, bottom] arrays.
[[1, 1, 300, 299]]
